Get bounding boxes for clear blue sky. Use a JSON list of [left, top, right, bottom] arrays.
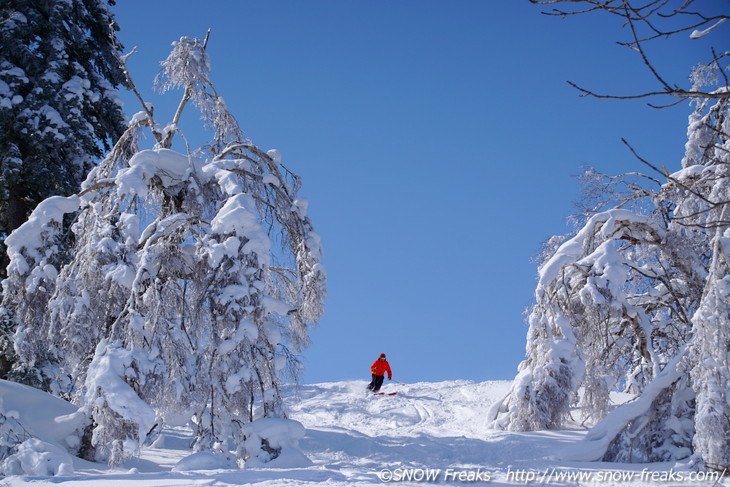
[[111, 1, 721, 384]]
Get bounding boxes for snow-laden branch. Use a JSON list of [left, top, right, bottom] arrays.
[[561, 346, 688, 462]]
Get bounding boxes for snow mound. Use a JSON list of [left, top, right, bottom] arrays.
[[172, 451, 234, 471], [1, 438, 74, 476], [0, 379, 86, 448], [0, 380, 87, 476]]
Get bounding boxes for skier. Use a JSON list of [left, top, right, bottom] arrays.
[[367, 353, 392, 393]]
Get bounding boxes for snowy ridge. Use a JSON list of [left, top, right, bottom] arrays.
[[4, 379, 725, 486]]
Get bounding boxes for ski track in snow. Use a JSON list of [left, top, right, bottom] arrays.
[[2, 380, 726, 486]]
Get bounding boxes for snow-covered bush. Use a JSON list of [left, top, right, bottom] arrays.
[[0, 35, 326, 467], [82, 340, 156, 466], [241, 418, 312, 468]]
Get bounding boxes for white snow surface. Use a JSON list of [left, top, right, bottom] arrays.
[[1, 379, 727, 486]]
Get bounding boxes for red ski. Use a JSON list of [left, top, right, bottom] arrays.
[[373, 392, 397, 396]]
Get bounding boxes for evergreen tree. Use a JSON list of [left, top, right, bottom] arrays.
[[0, 0, 127, 283]]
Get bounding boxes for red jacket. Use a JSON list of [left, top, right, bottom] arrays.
[[370, 358, 392, 378]]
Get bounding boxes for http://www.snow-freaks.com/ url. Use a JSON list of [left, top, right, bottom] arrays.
[[377, 466, 727, 484]]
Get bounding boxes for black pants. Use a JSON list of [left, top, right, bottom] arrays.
[[368, 374, 385, 393]]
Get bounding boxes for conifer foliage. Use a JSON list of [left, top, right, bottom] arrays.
[[0, 35, 326, 467], [0, 0, 126, 281]]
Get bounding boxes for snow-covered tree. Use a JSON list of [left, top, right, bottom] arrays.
[[1, 35, 326, 467], [0, 195, 80, 392], [0, 0, 127, 284], [490, 0, 729, 471], [684, 90, 730, 471]]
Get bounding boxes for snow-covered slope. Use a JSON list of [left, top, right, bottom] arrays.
[[290, 380, 569, 467], [1, 379, 727, 486]]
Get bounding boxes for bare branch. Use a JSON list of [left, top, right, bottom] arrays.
[[648, 98, 686, 109], [567, 80, 730, 101], [534, 0, 730, 104], [623, 4, 674, 93], [621, 138, 718, 207], [115, 48, 163, 145]]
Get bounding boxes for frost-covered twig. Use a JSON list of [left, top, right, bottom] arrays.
[[115, 48, 163, 145]]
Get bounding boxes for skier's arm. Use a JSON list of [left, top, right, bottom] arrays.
[[370, 360, 380, 374]]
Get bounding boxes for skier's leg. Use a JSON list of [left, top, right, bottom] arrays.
[[373, 375, 384, 393]]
